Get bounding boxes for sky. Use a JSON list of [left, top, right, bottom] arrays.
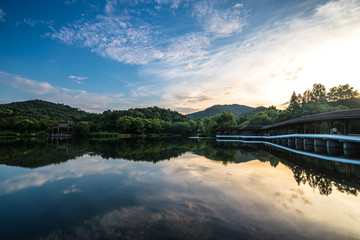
[[0, 0, 359, 113]]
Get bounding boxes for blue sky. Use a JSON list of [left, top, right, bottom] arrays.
[[0, 0, 359, 113]]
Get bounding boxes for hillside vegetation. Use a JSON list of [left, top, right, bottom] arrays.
[[187, 104, 266, 120], [0, 100, 196, 136]]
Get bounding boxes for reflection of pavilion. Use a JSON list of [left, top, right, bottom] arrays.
[[50, 121, 72, 137]]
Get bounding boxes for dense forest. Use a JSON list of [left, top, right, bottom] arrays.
[[0, 83, 359, 138], [0, 100, 197, 137]]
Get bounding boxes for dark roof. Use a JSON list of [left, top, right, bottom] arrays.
[[216, 109, 360, 131], [262, 108, 360, 129]]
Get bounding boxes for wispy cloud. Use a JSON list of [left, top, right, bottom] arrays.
[[16, 18, 54, 29], [51, 15, 163, 64], [69, 75, 88, 84], [43, 0, 360, 113], [64, 0, 77, 6], [0, 7, 5, 22], [139, 0, 360, 112], [233, 3, 243, 9], [0, 71, 58, 95], [50, 0, 247, 65], [0, 71, 127, 112], [193, 0, 246, 36]]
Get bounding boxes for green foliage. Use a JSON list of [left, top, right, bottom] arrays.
[[243, 83, 358, 127], [201, 111, 237, 136], [0, 100, 196, 136], [328, 84, 359, 102], [288, 91, 301, 112], [73, 121, 91, 137], [243, 110, 279, 126]]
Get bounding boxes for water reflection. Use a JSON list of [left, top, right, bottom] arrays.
[[0, 138, 359, 239]]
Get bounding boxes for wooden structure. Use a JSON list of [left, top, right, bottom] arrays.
[[262, 108, 360, 135], [216, 109, 360, 136], [51, 121, 72, 137], [216, 109, 360, 160]]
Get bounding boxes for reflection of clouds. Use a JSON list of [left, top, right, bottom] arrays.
[[62, 184, 82, 194], [0, 156, 130, 195], [1, 152, 360, 239], [39, 206, 215, 240]]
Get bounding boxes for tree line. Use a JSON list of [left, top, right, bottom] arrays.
[[0, 100, 198, 137], [1, 83, 359, 137], [200, 83, 360, 135]]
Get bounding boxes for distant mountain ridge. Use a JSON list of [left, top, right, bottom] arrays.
[[187, 104, 267, 120]]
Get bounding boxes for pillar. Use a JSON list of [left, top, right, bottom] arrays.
[[344, 120, 349, 135], [314, 139, 327, 154], [288, 138, 295, 148], [304, 138, 314, 151], [327, 140, 343, 156], [295, 138, 304, 150]]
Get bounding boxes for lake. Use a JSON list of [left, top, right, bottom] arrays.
[[0, 138, 360, 240]]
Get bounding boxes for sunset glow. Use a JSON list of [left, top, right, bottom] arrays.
[[0, 0, 359, 113]]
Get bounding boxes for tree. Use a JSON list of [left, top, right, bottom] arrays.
[[328, 84, 359, 102], [311, 83, 327, 104], [247, 112, 272, 125], [302, 89, 313, 104], [288, 91, 301, 111], [201, 117, 217, 136], [73, 121, 90, 137], [214, 111, 237, 127]]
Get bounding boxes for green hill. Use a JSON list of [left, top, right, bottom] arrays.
[[187, 104, 267, 120], [0, 100, 192, 134], [0, 99, 91, 122]]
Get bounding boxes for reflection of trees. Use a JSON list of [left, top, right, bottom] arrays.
[[334, 183, 358, 196], [262, 146, 360, 197], [0, 139, 86, 168], [215, 141, 360, 197], [2, 138, 359, 197], [291, 166, 333, 195], [0, 138, 199, 168], [88, 137, 198, 163]]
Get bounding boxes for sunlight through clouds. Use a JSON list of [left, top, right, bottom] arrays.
[[1, 0, 359, 113], [139, 0, 360, 113]]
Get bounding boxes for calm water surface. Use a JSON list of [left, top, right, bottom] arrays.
[[0, 138, 359, 240]]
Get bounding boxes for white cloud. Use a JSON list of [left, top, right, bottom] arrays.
[[165, 33, 210, 64], [0, 71, 58, 95], [155, 0, 183, 9], [51, 15, 163, 64], [69, 75, 88, 84], [193, 0, 246, 36], [50, 1, 246, 65], [0, 7, 6, 22], [233, 3, 243, 8], [0, 71, 128, 112], [139, 0, 360, 112], [24, 18, 35, 27]]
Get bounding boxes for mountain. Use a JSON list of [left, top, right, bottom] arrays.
[[187, 104, 267, 120]]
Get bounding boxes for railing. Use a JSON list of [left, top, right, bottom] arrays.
[[216, 134, 360, 164]]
